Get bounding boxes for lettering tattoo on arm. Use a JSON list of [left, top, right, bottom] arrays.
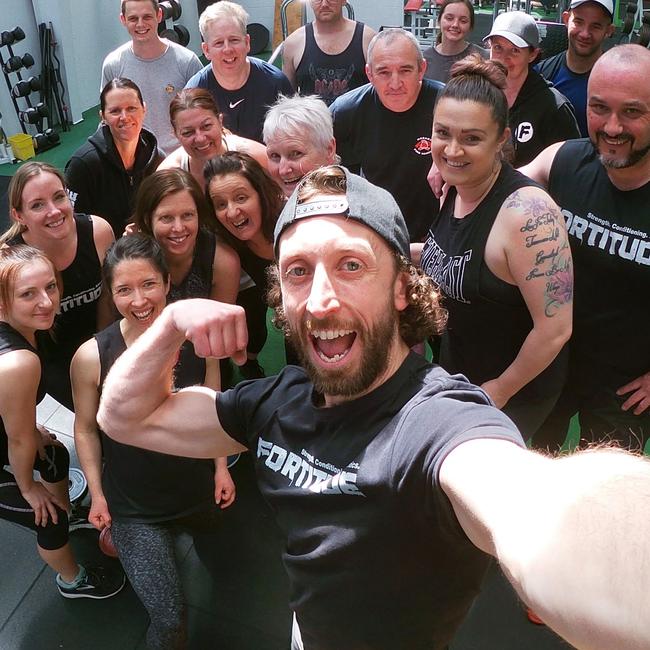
[[506, 191, 573, 317]]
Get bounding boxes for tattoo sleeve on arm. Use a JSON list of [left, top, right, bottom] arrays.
[[506, 191, 573, 317]]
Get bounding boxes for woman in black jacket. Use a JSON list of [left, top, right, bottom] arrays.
[[65, 77, 164, 236]]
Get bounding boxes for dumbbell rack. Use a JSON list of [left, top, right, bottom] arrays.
[[0, 25, 59, 156], [157, 0, 191, 47]]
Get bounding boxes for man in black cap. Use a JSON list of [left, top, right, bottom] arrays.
[[99, 165, 650, 650], [536, 0, 614, 136]]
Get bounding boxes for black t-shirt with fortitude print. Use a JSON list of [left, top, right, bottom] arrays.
[[217, 352, 524, 649]]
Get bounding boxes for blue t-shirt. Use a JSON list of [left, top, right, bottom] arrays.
[[537, 52, 589, 137], [184, 57, 293, 143]]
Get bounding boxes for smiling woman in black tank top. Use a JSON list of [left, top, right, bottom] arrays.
[[1, 162, 115, 409], [417, 55, 573, 441], [71, 234, 233, 647], [0, 245, 124, 600]]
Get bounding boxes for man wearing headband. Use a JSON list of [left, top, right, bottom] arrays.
[[99, 166, 650, 650]]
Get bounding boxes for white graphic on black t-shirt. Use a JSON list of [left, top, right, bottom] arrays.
[[515, 122, 534, 143], [563, 209, 650, 265], [421, 237, 472, 303], [257, 437, 365, 496], [59, 282, 102, 313]]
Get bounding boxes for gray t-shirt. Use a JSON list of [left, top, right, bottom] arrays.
[[423, 42, 489, 85], [101, 40, 202, 154]]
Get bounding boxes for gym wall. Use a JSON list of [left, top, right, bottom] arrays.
[[0, 1, 40, 137]]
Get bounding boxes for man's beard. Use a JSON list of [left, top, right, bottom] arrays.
[[569, 37, 600, 60], [594, 131, 650, 169], [287, 307, 400, 399]]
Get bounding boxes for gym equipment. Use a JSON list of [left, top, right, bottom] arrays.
[[3, 53, 34, 73], [19, 102, 48, 124], [0, 27, 25, 47], [68, 468, 88, 505], [159, 27, 177, 41], [0, 112, 11, 164], [622, 2, 637, 35], [44, 127, 59, 143], [99, 526, 119, 558], [159, 0, 189, 46], [537, 21, 568, 60], [39, 21, 70, 132], [248, 23, 269, 55], [639, 14, 650, 47], [160, 24, 190, 46], [160, 0, 182, 21], [33, 128, 59, 150], [173, 24, 190, 46], [11, 76, 40, 97], [160, 1, 174, 20]]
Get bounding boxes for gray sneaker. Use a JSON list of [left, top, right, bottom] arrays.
[[57, 565, 125, 599]]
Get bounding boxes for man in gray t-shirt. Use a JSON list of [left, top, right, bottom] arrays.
[[101, 0, 202, 154]]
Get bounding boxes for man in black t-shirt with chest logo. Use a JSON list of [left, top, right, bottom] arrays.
[[99, 165, 650, 650], [522, 44, 650, 451]]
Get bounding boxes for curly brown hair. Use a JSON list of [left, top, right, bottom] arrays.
[[266, 253, 447, 348]]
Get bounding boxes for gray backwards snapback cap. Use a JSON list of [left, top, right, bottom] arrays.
[[273, 166, 411, 259], [484, 11, 540, 48]]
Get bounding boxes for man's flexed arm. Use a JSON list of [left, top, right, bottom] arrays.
[[97, 299, 248, 459]]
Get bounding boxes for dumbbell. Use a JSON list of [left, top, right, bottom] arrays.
[[622, 2, 637, 35], [161, 24, 190, 46], [19, 102, 48, 124], [11, 76, 41, 97], [160, 1, 173, 20], [3, 52, 34, 73], [0, 27, 26, 47], [160, 0, 182, 21], [34, 129, 60, 151], [174, 25, 189, 46], [44, 128, 59, 144]]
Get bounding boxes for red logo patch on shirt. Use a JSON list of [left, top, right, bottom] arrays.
[[413, 137, 432, 155]]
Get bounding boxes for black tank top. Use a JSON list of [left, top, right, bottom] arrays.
[[167, 228, 216, 303], [0, 322, 45, 465], [421, 163, 567, 400], [238, 245, 273, 295], [549, 139, 650, 388], [9, 214, 103, 360], [167, 227, 219, 382], [96, 321, 214, 523], [296, 21, 369, 106]]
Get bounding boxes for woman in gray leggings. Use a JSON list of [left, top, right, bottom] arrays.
[[71, 235, 234, 648]]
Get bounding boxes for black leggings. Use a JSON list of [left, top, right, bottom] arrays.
[[0, 443, 70, 550]]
